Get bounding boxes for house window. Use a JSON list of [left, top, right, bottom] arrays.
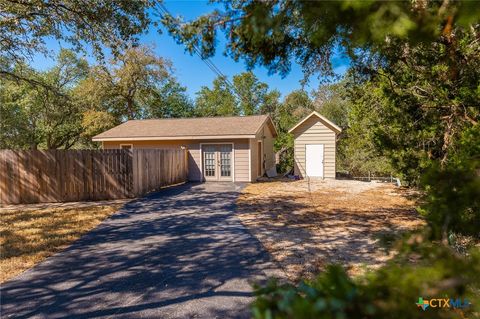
[[120, 144, 133, 150]]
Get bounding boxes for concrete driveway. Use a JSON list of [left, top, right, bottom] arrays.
[[0, 183, 281, 318]]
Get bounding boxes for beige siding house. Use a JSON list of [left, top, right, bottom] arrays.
[[93, 115, 277, 182], [289, 111, 341, 179]]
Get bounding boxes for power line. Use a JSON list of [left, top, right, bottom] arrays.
[[157, 3, 247, 103]]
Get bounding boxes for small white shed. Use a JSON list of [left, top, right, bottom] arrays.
[[289, 111, 342, 179]]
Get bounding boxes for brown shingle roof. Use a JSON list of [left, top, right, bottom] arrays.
[[92, 115, 276, 141]]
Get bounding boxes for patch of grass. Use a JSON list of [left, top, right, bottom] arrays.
[[0, 204, 120, 283]]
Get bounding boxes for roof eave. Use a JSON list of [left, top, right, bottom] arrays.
[[288, 111, 342, 134], [92, 134, 257, 142]]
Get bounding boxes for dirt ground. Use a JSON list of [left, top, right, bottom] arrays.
[[0, 204, 122, 283], [237, 179, 425, 281]]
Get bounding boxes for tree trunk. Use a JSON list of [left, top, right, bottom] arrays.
[[126, 97, 136, 120]]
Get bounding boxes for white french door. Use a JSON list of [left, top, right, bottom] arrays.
[[202, 144, 233, 181]]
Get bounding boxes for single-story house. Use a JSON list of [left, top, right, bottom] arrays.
[[92, 115, 277, 182], [289, 111, 342, 179]]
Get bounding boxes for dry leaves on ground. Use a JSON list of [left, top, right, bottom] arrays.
[[0, 204, 121, 283], [237, 179, 425, 281]]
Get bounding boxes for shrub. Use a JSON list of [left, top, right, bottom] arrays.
[[252, 236, 480, 319], [419, 126, 480, 240]]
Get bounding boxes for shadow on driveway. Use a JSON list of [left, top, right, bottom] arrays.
[[0, 183, 281, 318]]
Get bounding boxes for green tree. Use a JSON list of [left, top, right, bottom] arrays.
[[194, 76, 238, 117], [310, 80, 394, 176], [364, 27, 479, 185], [278, 90, 314, 131], [194, 72, 279, 117], [1, 0, 154, 83], [259, 89, 281, 119], [0, 49, 88, 149], [0, 70, 32, 149], [312, 81, 350, 130], [78, 110, 117, 149], [350, 25, 479, 240], [339, 81, 393, 176], [77, 46, 172, 122], [420, 126, 480, 240], [162, 1, 479, 80], [146, 78, 194, 118], [233, 72, 269, 115]]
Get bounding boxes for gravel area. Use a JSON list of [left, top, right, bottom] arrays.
[[237, 179, 424, 281]]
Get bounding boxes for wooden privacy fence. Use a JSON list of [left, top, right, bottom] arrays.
[[0, 149, 188, 204]]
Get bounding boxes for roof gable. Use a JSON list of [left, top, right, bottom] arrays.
[[259, 116, 278, 138], [93, 115, 277, 141], [288, 111, 342, 135]]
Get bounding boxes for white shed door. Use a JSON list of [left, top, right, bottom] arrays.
[[305, 144, 324, 177]]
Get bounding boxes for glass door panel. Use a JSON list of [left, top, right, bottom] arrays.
[[219, 145, 232, 178], [203, 145, 216, 179]]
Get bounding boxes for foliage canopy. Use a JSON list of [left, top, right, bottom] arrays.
[[1, 0, 154, 72], [162, 0, 480, 80]]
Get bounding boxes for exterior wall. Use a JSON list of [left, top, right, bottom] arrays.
[[233, 141, 250, 182], [250, 123, 276, 180], [292, 117, 337, 179], [260, 124, 275, 172], [103, 139, 251, 182], [249, 138, 259, 180]]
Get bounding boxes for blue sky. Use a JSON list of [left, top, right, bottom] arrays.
[[32, 1, 350, 100]]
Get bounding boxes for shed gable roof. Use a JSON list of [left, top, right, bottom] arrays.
[[93, 115, 277, 141], [288, 111, 342, 135]]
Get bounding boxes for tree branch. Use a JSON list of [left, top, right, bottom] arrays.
[[0, 70, 65, 96]]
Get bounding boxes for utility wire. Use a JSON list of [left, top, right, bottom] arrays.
[[157, 3, 249, 104], [158, 4, 235, 88]]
